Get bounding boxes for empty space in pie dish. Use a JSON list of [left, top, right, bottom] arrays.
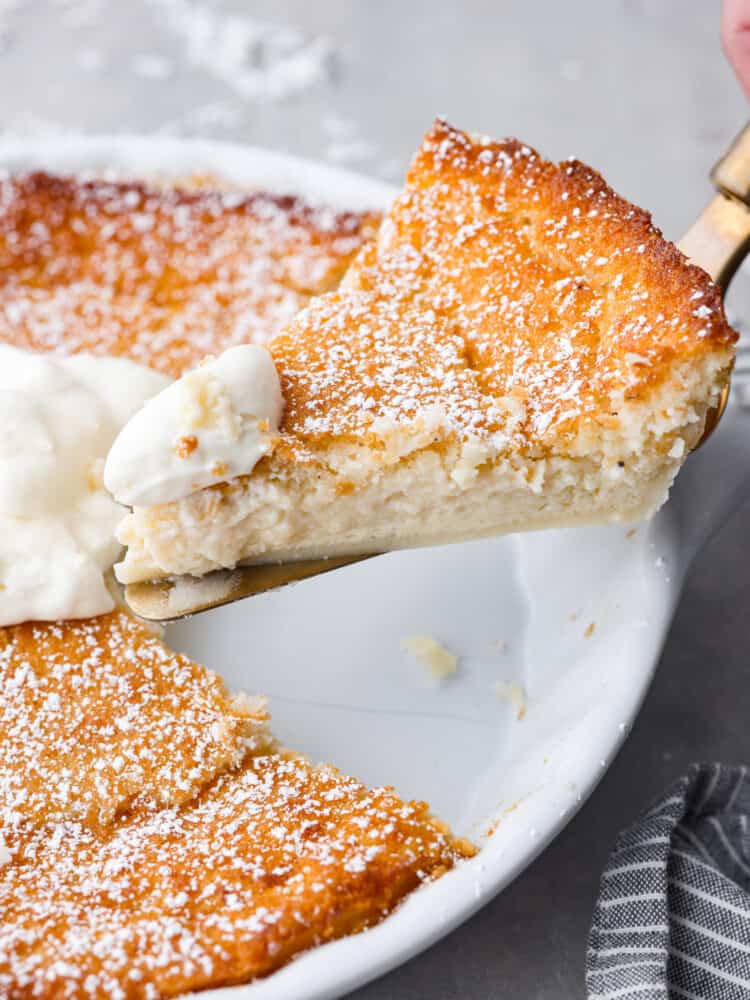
[[169, 514, 676, 840]]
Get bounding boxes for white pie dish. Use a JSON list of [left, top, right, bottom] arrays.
[[2, 133, 748, 1000]]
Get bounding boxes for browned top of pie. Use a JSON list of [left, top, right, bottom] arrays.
[[0, 609, 473, 998], [0, 171, 379, 377], [0, 727, 472, 998], [269, 118, 735, 459], [0, 611, 269, 833]]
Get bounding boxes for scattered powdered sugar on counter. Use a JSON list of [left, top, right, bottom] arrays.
[[0, 0, 381, 173], [150, 0, 334, 102], [0, 0, 349, 147]]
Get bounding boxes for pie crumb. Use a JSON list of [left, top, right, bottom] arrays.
[[401, 634, 458, 679], [174, 434, 198, 459], [494, 680, 527, 720]]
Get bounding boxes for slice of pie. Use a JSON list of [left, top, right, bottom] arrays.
[[114, 119, 737, 585], [0, 749, 470, 997]]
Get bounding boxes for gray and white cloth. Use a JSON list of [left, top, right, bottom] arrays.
[[587, 763, 750, 999]]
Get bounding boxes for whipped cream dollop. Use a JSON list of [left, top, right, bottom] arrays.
[[0, 346, 169, 626], [104, 345, 283, 508]]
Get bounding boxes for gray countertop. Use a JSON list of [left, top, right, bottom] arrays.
[[4, 1, 750, 996]]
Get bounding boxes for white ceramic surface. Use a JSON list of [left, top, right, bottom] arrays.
[[4, 135, 750, 1000]]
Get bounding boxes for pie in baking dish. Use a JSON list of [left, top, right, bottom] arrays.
[[113, 119, 736, 585], [0, 118, 737, 998]]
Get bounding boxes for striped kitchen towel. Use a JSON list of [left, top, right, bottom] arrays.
[[587, 763, 750, 999]]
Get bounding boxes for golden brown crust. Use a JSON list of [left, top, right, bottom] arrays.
[[0, 171, 379, 377], [269, 118, 735, 458]]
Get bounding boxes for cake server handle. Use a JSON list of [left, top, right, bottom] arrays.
[[680, 122, 750, 448], [680, 121, 750, 293], [673, 123, 750, 556]]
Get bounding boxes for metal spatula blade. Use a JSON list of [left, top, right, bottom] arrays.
[[124, 555, 374, 621], [124, 123, 750, 622]]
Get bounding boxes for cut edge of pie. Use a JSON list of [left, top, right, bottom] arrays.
[[114, 119, 736, 584]]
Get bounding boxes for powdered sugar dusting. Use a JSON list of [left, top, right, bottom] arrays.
[[0, 171, 378, 377], [0, 605, 472, 994], [0, 611, 269, 832], [0, 725, 469, 996], [271, 118, 734, 458]]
